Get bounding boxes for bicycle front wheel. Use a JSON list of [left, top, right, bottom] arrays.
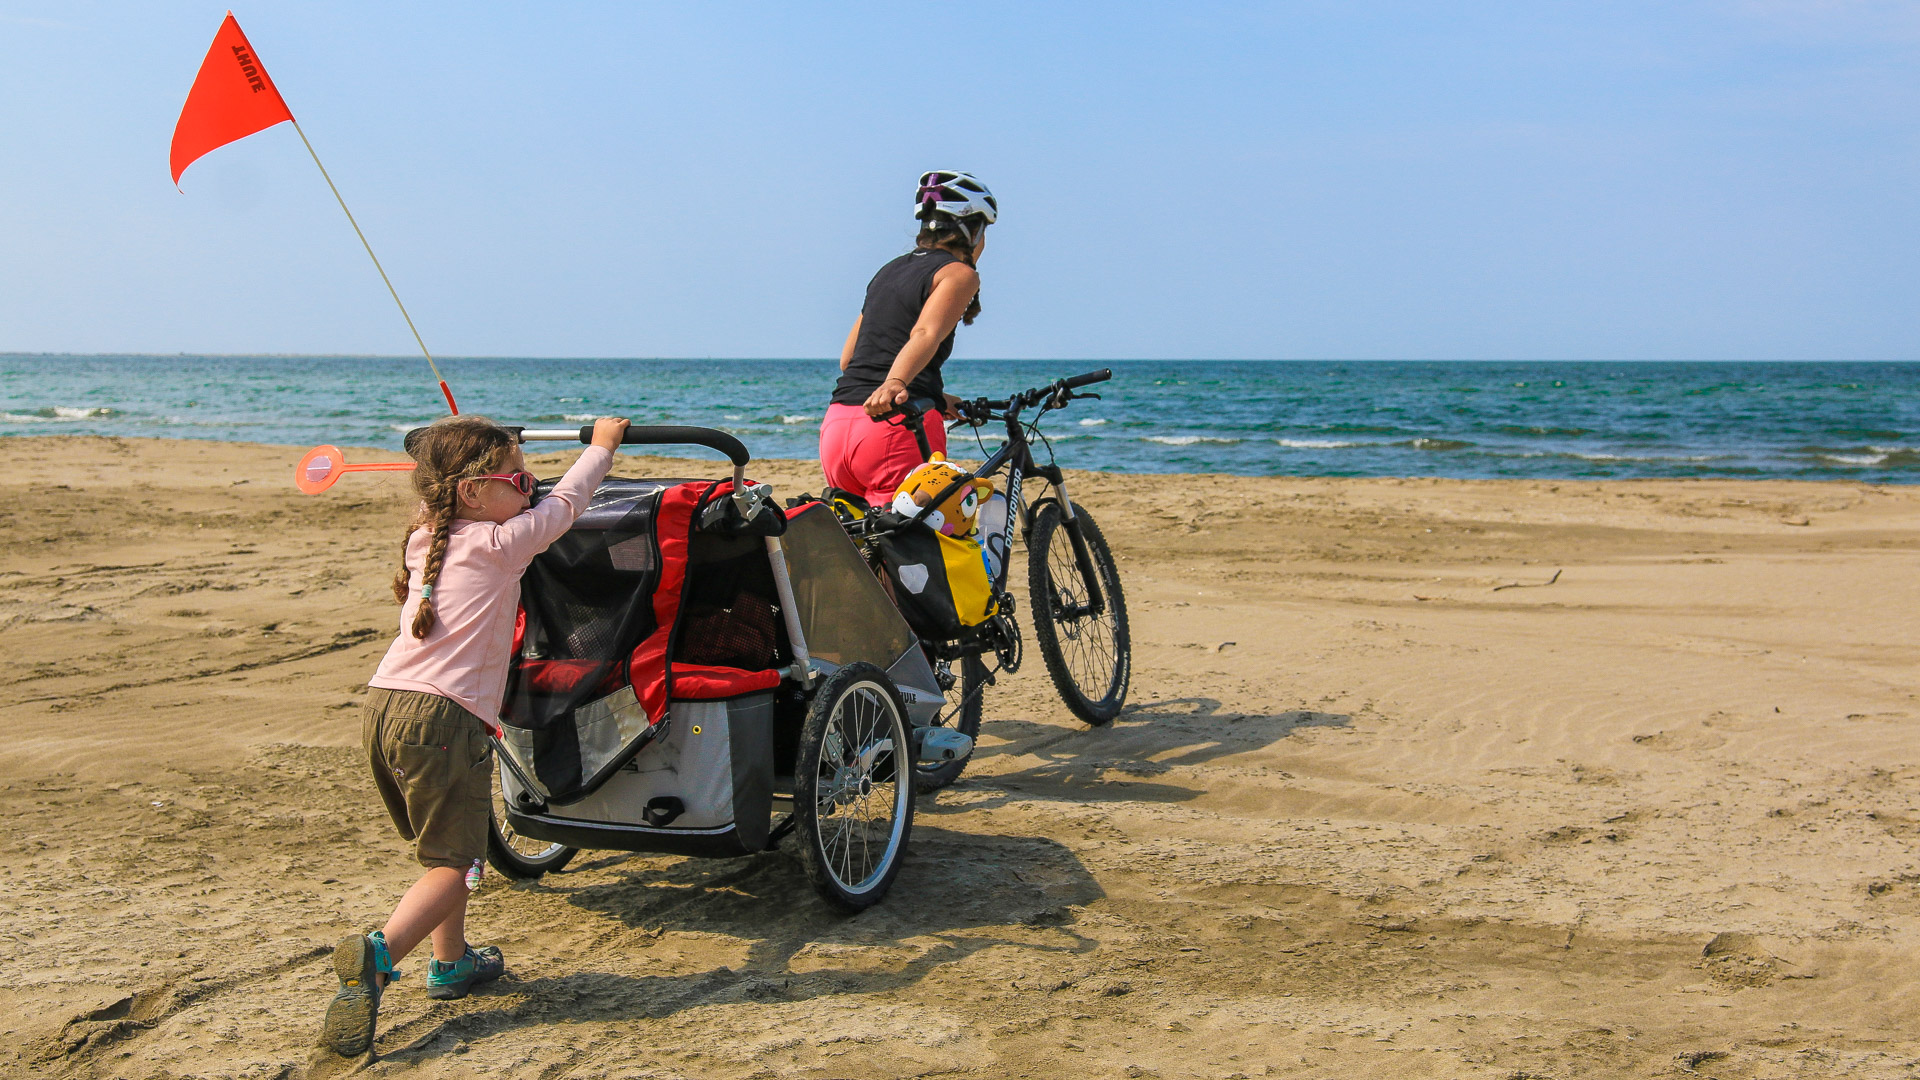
[[1027, 502, 1131, 725]]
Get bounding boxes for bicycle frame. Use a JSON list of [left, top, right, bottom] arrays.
[[892, 400, 1106, 616]]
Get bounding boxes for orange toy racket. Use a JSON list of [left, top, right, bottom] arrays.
[[295, 444, 414, 494]]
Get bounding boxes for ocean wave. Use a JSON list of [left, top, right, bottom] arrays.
[[1274, 438, 1359, 449], [1405, 438, 1475, 451], [1079, 418, 1107, 426], [1498, 424, 1590, 438], [1144, 435, 1242, 446], [563, 414, 599, 422], [1563, 451, 1722, 463], [1799, 444, 1920, 468], [778, 415, 815, 425], [1815, 450, 1920, 467], [1, 406, 118, 423], [1322, 424, 1406, 435]]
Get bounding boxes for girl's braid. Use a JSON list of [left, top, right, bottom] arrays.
[[408, 482, 460, 639], [390, 416, 516, 639]]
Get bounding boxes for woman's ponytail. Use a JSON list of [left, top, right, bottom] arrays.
[[914, 221, 983, 325]]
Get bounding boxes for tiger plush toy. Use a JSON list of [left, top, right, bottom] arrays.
[[890, 454, 994, 537]]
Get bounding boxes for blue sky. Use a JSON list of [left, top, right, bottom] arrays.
[[1, 2, 1916, 359]]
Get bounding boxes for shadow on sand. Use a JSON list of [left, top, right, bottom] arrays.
[[373, 823, 1102, 1065], [932, 695, 1351, 808], [369, 699, 1348, 1065]]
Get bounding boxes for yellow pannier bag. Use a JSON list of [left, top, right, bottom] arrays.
[[872, 516, 997, 640]]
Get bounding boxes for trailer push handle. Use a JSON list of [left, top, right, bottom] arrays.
[[507, 424, 752, 466]]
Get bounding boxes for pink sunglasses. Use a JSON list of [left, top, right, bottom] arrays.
[[473, 471, 537, 496]]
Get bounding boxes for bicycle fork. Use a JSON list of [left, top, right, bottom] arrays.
[[1034, 474, 1106, 619]]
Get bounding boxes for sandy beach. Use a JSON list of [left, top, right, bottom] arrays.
[[5, 434, 1920, 1079]]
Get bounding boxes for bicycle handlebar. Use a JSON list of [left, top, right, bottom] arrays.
[[867, 367, 1119, 436]]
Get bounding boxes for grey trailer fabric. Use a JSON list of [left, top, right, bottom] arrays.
[[780, 503, 943, 719], [508, 694, 773, 856], [781, 504, 918, 670]]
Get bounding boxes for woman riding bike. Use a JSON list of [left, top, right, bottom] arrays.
[[819, 170, 995, 506]]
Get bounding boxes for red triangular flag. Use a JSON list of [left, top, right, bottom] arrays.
[[170, 12, 295, 185]]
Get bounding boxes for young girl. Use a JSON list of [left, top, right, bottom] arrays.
[[321, 414, 629, 1058]]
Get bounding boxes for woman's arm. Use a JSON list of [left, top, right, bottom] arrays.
[[862, 262, 979, 418], [839, 315, 862, 372]]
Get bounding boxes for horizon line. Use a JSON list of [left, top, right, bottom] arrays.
[[2, 353, 1915, 364]]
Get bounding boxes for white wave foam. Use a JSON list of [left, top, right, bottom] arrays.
[[2, 406, 117, 423], [1566, 451, 1719, 463], [1144, 435, 1241, 446], [1078, 418, 1107, 426], [779, 415, 815, 425], [1275, 438, 1357, 449], [563, 414, 598, 422], [1821, 453, 1887, 466]]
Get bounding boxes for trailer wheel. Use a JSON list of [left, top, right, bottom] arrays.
[[795, 662, 914, 911], [487, 766, 575, 879]]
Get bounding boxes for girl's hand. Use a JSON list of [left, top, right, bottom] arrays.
[[590, 417, 630, 451], [864, 378, 909, 419]]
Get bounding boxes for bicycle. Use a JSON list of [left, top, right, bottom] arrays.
[[835, 368, 1132, 791]]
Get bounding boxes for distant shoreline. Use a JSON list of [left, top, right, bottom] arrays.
[[4, 353, 1915, 364], [0, 434, 1893, 489], [2, 357, 1914, 482]]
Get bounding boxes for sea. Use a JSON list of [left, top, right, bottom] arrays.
[[2, 356, 1917, 482]]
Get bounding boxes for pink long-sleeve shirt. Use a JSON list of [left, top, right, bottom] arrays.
[[369, 446, 614, 734]]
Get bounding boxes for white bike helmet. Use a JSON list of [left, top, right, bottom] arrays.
[[915, 170, 997, 228]]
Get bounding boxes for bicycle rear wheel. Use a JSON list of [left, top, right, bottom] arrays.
[[1027, 502, 1130, 725]]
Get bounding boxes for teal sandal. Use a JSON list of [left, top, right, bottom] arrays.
[[321, 931, 394, 1056], [426, 943, 505, 1000]]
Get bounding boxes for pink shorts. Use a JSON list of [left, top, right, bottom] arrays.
[[818, 402, 948, 508]]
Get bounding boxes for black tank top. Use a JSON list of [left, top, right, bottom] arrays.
[[832, 249, 967, 406]]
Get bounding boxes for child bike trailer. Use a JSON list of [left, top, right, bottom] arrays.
[[482, 425, 959, 911]]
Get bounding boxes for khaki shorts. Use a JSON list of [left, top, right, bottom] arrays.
[[362, 687, 493, 870]]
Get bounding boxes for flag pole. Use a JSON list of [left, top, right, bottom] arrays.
[[288, 118, 459, 416]]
